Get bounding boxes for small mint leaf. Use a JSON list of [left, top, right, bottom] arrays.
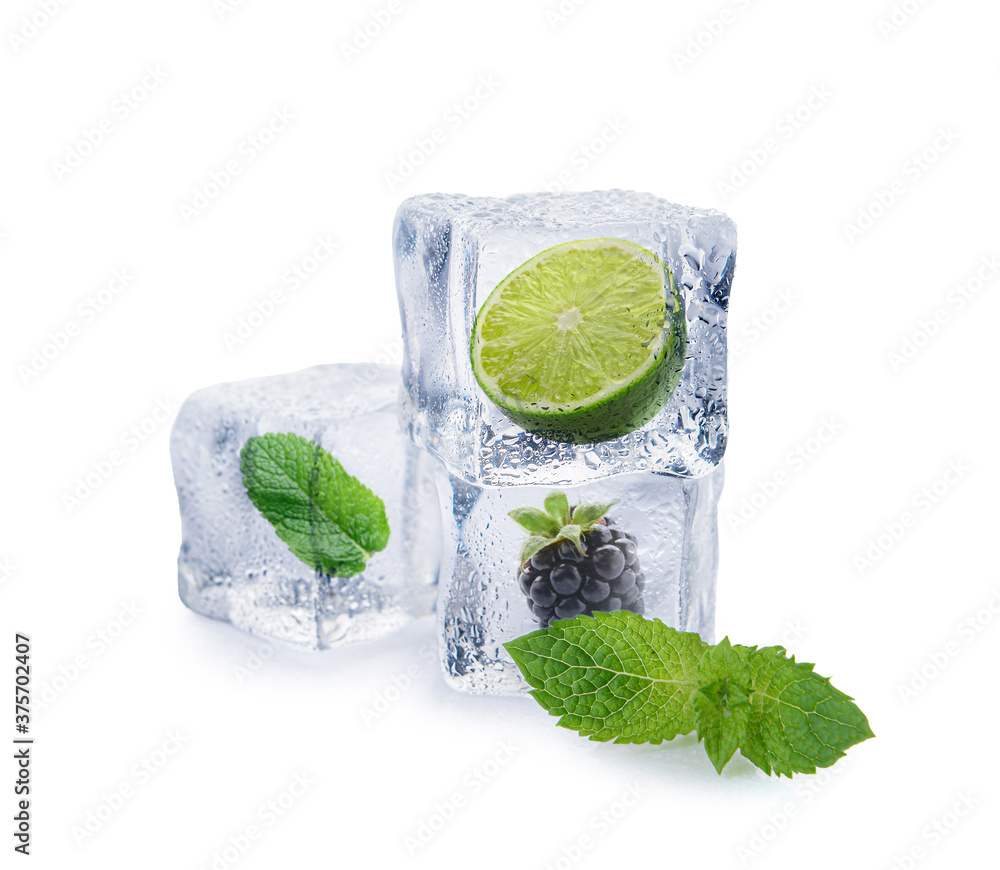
[[240, 432, 390, 579], [740, 646, 875, 777], [699, 636, 752, 687], [691, 639, 753, 774], [504, 611, 709, 744], [693, 682, 750, 774], [570, 501, 617, 529], [698, 678, 751, 711], [508, 507, 560, 537], [544, 491, 571, 526]]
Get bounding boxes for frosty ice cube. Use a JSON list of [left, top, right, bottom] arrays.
[[170, 364, 440, 651], [435, 464, 724, 695], [394, 190, 735, 486]]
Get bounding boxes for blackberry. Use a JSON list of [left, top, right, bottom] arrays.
[[509, 490, 645, 629]]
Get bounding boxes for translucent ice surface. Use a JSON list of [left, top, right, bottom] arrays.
[[435, 464, 724, 695], [394, 190, 736, 486], [170, 364, 440, 651]]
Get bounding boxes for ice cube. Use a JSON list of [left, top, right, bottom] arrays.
[[435, 464, 724, 695], [170, 364, 440, 651], [394, 190, 735, 486]]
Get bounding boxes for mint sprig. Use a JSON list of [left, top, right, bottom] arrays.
[[505, 611, 874, 776], [240, 432, 390, 579]]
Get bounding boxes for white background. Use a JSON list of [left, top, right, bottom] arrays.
[[2, 0, 998, 867]]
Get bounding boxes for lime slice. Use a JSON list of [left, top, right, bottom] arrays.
[[470, 238, 686, 443]]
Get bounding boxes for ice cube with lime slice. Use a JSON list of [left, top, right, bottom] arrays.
[[393, 190, 736, 486]]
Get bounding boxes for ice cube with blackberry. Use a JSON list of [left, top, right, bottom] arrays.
[[511, 492, 646, 628], [435, 466, 723, 694]]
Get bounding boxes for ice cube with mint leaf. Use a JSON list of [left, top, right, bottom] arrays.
[[170, 364, 440, 651]]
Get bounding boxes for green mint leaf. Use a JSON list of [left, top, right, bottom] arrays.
[[570, 501, 617, 529], [739, 646, 876, 777], [508, 507, 561, 538], [504, 610, 709, 744], [693, 638, 752, 773], [543, 491, 571, 526], [240, 432, 390, 579]]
